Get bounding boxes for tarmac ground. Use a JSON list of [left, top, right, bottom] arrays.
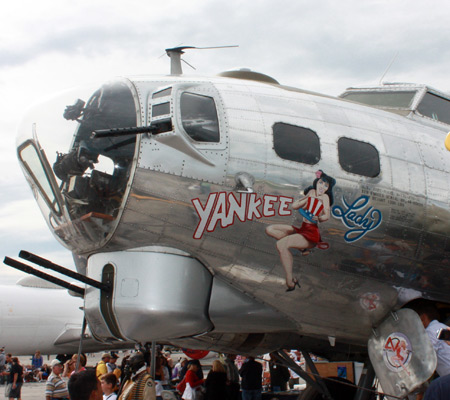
[[2, 380, 46, 400]]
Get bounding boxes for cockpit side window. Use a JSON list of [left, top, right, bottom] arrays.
[[338, 137, 380, 177], [273, 123, 320, 165], [417, 92, 450, 124], [180, 93, 220, 142]]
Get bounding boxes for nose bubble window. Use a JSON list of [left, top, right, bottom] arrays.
[[180, 92, 220, 142], [19, 141, 60, 214]]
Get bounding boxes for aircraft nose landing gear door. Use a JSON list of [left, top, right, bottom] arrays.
[[139, 83, 228, 185], [368, 308, 436, 399]]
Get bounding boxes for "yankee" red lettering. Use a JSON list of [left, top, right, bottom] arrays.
[[191, 192, 293, 239]]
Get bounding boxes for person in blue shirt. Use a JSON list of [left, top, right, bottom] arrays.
[[31, 350, 43, 371], [424, 374, 450, 400]]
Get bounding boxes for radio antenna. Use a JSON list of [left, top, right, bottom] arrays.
[[165, 45, 239, 75], [379, 51, 399, 84]]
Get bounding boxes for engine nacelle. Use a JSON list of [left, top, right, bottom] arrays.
[[84, 250, 214, 342]]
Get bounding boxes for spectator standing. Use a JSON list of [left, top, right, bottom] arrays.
[[2, 354, 12, 396], [204, 360, 227, 400], [118, 352, 156, 400], [107, 353, 121, 389], [68, 368, 103, 400], [8, 357, 23, 400], [100, 373, 118, 400], [415, 304, 450, 377], [97, 354, 111, 379], [190, 359, 204, 381], [224, 354, 240, 400], [239, 356, 263, 400], [177, 362, 204, 400], [45, 359, 69, 400], [163, 352, 174, 380], [63, 354, 86, 378], [288, 351, 302, 389], [172, 358, 186, 382], [268, 353, 290, 392], [0, 348, 6, 385], [154, 355, 170, 399], [31, 350, 43, 371], [178, 359, 189, 382]]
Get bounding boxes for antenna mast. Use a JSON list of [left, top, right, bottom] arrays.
[[379, 51, 399, 84], [165, 45, 239, 75]]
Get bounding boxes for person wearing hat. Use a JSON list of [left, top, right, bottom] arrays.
[[107, 353, 121, 392], [96, 353, 111, 379], [107, 353, 119, 372], [45, 359, 69, 400], [118, 352, 155, 400]]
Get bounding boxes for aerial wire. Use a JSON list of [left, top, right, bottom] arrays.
[[379, 51, 399, 84]]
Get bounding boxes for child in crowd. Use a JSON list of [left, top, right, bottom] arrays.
[[100, 373, 118, 400]]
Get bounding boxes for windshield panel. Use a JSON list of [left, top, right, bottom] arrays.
[[417, 92, 450, 125], [341, 91, 416, 108]]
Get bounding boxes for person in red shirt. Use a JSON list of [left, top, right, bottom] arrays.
[[178, 362, 204, 399]]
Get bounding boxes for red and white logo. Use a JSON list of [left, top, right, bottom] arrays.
[[383, 333, 413, 373], [360, 292, 380, 311]]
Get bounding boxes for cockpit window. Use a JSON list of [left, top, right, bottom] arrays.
[[417, 92, 450, 124], [341, 91, 416, 108], [180, 93, 220, 142]]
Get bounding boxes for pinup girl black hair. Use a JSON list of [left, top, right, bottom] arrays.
[[304, 169, 336, 206]]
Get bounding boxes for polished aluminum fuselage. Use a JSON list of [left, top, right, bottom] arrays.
[[17, 74, 450, 355]]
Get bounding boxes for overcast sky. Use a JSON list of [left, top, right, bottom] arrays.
[[1, 0, 449, 284]]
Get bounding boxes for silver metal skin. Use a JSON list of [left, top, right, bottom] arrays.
[[16, 73, 449, 378]]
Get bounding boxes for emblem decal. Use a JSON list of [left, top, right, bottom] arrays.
[[383, 332, 413, 373]]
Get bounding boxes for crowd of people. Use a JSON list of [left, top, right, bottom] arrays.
[[1, 311, 450, 400], [0, 348, 297, 400]]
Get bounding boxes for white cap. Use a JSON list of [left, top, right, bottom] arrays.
[[51, 359, 62, 368]]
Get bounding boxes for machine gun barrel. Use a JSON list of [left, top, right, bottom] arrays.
[[19, 250, 109, 292], [92, 119, 172, 138], [3, 257, 85, 296]]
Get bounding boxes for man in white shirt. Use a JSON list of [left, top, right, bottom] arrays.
[[416, 303, 450, 377]]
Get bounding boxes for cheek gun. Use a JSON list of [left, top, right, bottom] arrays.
[[3, 256, 85, 296]]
